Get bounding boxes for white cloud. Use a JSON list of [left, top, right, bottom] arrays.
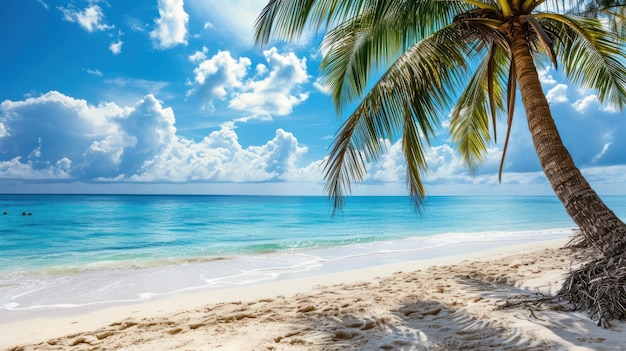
[[150, 0, 189, 49], [572, 94, 616, 113], [188, 46, 209, 63], [187, 48, 310, 115], [37, 0, 50, 10], [582, 165, 626, 185], [203, 22, 214, 30], [313, 77, 333, 95], [573, 94, 599, 112], [3, 91, 624, 196], [539, 67, 557, 85], [58, 4, 114, 32], [0, 91, 126, 179], [367, 140, 406, 183], [546, 84, 568, 104], [316, 136, 555, 197], [86, 68, 103, 76], [229, 48, 310, 115], [592, 143, 612, 163], [0, 91, 320, 184], [188, 50, 251, 106], [0, 157, 72, 180], [123, 123, 316, 183], [109, 40, 123, 55]]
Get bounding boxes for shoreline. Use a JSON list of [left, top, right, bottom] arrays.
[[1, 228, 575, 314], [5, 237, 625, 350]]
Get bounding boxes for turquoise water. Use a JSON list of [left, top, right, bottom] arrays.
[[1, 194, 625, 312]]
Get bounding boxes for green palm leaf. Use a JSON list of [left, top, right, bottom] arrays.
[[450, 44, 509, 173], [255, 0, 471, 46], [541, 14, 626, 109], [324, 25, 470, 209], [318, 1, 470, 111]]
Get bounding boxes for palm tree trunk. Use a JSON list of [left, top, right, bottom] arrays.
[[508, 20, 626, 258], [508, 20, 626, 327]]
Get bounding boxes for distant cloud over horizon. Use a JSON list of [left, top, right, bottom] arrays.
[[2, 88, 623, 196], [0, 91, 320, 185]]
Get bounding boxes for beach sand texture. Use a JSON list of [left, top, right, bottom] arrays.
[[3, 240, 625, 350]]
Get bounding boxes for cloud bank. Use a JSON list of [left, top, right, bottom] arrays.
[[0, 91, 318, 185]]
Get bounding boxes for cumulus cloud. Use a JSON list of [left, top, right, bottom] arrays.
[[229, 48, 310, 115], [109, 40, 123, 55], [0, 157, 72, 180], [187, 51, 251, 107], [58, 4, 114, 32], [571, 94, 616, 113], [128, 125, 313, 182], [0, 92, 320, 184], [546, 84, 568, 104], [325, 136, 552, 195], [2, 88, 624, 195], [150, 0, 189, 49], [0, 91, 126, 179], [188, 46, 209, 63], [366, 140, 406, 183], [539, 67, 558, 85], [188, 48, 310, 115], [573, 94, 599, 112]]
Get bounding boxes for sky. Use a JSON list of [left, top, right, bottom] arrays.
[[0, 0, 625, 197]]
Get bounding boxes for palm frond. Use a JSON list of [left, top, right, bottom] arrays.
[[450, 44, 508, 173], [318, 0, 471, 111], [499, 60, 517, 182], [574, 0, 626, 38], [522, 0, 547, 13], [255, 0, 470, 46], [255, 0, 372, 45], [487, 43, 498, 141], [540, 13, 626, 109], [254, 0, 315, 45], [524, 15, 558, 69], [324, 25, 471, 210]]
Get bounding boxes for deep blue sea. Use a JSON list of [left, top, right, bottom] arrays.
[[1, 194, 625, 313]]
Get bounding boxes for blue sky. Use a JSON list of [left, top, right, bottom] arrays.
[[0, 0, 624, 196]]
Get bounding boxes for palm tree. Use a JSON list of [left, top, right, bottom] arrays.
[[254, 0, 626, 325], [580, 0, 625, 38]]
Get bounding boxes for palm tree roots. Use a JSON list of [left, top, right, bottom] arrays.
[[501, 242, 626, 328], [556, 253, 626, 328]]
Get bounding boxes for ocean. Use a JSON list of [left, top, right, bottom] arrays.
[[1, 194, 625, 313]]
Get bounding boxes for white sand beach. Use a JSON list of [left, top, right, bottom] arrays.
[[2, 238, 625, 350]]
